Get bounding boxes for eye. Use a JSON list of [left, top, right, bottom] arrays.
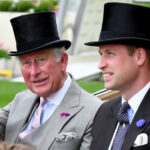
[[107, 51, 113, 55], [36, 56, 46, 61], [38, 58, 45, 61], [36, 57, 47, 65], [106, 50, 115, 56], [22, 61, 30, 65]]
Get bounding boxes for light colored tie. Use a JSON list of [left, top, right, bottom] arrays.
[[19, 99, 47, 139], [32, 99, 47, 129]]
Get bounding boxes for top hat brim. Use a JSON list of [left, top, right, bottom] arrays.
[[84, 37, 150, 48], [8, 40, 71, 56]]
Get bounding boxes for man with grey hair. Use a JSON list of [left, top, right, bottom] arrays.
[[0, 12, 102, 150]]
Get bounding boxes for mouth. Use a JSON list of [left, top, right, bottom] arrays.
[[32, 78, 48, 86], [103, 73, 112, 81]]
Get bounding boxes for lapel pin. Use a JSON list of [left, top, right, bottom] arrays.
[[136, 119, 146, 128], [60, 113, 70, 117]]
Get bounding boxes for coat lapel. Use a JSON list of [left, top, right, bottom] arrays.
[[98, 97, 121, 150], [22, 78, 83, 150], [122, 89, 150, 150], [5, 90, 39, 143]]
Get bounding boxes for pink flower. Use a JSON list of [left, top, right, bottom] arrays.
[[6, 46, 11, 51], [60, 113, 70, 117], [55, 11, 58, 17], [0, 41, 4, 48]]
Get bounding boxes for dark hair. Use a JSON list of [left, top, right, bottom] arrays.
[[126, 45, 150, 70], [126, 45, 138, 56]]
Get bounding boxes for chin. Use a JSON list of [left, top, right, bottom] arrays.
[[32, 88, 45, 97], [105, 84, 115, 90], [105, 83, 111, 89]]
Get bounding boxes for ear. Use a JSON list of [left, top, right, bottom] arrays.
[[135, 48, 146, 66], [61, 52, 68, 72]]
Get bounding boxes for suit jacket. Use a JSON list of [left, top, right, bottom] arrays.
[[0, 77, 102, 150], [90, 88, 150, 150]]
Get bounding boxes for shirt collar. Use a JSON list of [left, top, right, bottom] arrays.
[[40, 74, 72, 106], [122, 82, 150, 113]]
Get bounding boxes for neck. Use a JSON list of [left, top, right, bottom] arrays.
[[122, 80, 149, 100]]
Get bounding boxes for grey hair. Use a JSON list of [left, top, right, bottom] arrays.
[[17, 47, 66, 63], [51, 47, 66, 62]]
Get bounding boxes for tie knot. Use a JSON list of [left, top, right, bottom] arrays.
[[117, 102, 130, 124], [120, 102, 130, 113], [40, 99, 47, 107]]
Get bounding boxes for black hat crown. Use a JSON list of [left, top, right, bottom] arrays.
[[9, 11, 71, 56], [85, 2, 150, 48]]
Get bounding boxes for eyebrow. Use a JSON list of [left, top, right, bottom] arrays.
[[99, 48, 112, 53]]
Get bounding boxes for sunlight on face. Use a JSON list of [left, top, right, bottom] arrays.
[[19, 48, 67, 98], [98, 44, 139, 92]]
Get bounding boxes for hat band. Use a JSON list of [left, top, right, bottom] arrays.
[[99, 31, 150, 41]]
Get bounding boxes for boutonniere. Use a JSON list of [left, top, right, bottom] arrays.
[[136, 119, 146, 128], [60, 112, 70, 117]]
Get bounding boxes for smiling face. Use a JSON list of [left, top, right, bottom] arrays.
[[98, 44, 140, 92], [19, 48, 68, 98]]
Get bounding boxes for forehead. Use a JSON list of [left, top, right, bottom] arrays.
[[99, 44, 128, 52]]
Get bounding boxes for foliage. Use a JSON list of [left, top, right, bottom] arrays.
[[0, 41, 11, 59], [0, 0, 13, 11], [134, 2, 150, 8], [34, 0, 59, 12], [14, 1, 34, 12], [0, 80, 27, 107], [0, 80, 104, 107], [0, 0, 59, 12], [0, 50, 10, 59], [78, 81, 104, 93]]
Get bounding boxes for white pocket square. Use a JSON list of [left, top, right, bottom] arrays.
[[56, 132, 77, 142], [133, 133, 148, 147]]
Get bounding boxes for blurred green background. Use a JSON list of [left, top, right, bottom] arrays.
[[0, 79, 104, 107], [0, 0, 59, 12]]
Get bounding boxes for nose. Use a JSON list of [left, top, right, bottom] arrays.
[[30, 63, 40, 76], [98, 56, 107, 70]]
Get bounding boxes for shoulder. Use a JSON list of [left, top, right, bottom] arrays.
[[77, 87, 103, 119], [11, 89, 38, 105], [15, 89, 36, 97], [101, 96, 121, 109], [70, 77, 103, 107], [95, 96, 121, 119], [80, 88, 103, 106], [14, 89, 37, 100]]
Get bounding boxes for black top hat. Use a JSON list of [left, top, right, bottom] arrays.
[[8, 12, 71, 56], [85, 2, 150, 48]]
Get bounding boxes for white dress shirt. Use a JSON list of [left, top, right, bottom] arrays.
[[108, 82, 150, 150], [25, 74, 72, 131]]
